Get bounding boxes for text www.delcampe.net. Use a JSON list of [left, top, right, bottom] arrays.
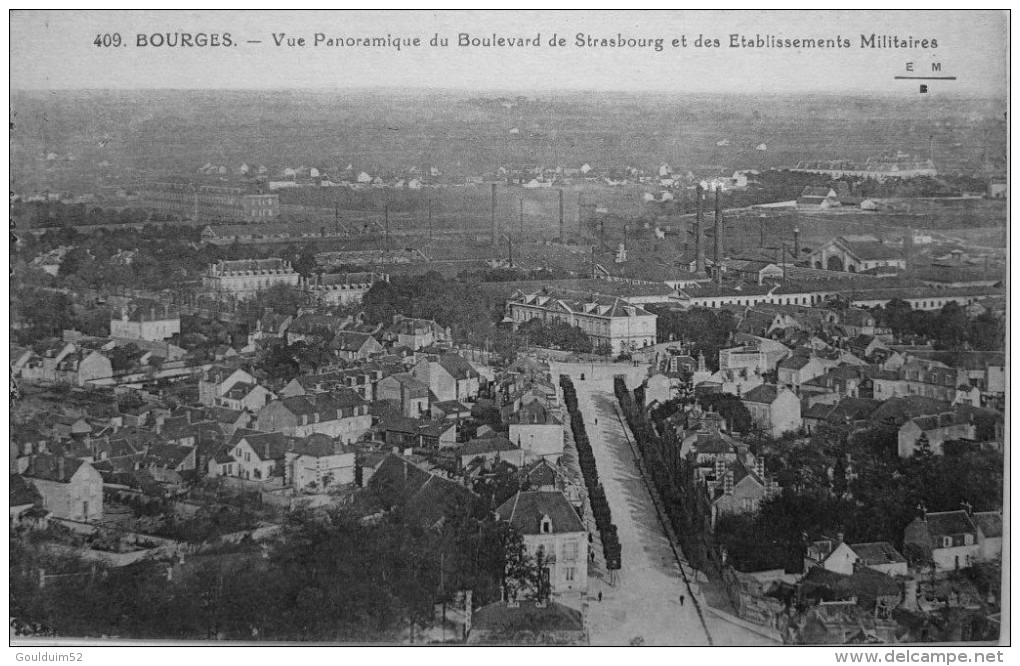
[[836, 652, 1005, 664]]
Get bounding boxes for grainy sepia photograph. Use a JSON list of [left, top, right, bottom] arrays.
[[8, 9, 1009, 650]]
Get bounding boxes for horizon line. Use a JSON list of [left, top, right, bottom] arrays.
[[9, 86, 1006, 99]]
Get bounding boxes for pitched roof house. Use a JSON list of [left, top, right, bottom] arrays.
[[496, 491, 588, 594], [256, 389, 372, 443], [22, 455, 103, 522]]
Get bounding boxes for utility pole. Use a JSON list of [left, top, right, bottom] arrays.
[[428, 197, 433, 243], [384, 204, 390, 252]]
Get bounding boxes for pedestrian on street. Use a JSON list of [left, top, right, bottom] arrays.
[[598, 591, 603, 603], [679, 595, 685, 607]]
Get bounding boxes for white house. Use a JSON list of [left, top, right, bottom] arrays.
[[903, 510, 983, 574], [508, 400, 563, 462], [256, 390, 373, 444], [284, 434, 356, 491], [741, 384, 802, 438], [110, 303, 181, 342], [22, 455, 103, 522], [412, 354, 481, 404], [221, 431, 292, 482], [496, 491, 588, 595]]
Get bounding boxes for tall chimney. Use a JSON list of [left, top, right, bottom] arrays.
[[558, 188, 564, 243], [695, 185, 705, 274], [793, 227, 801, 259], [519, 197, 524, 237], [491, 183, 497, 247], [714, 186, 723, 284]]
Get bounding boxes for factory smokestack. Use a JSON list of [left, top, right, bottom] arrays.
[[793, 227, 800, 259], [695, 185, 705, 274], [491, 183, 497, 247], [558, 189, 564, 243], [714, 186, 723, 282]]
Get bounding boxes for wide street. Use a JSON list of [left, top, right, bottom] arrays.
[[562, 370, 777, 646]]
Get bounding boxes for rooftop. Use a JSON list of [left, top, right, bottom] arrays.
[[850, 542, 906, 566], [496, 490, 585, 535]]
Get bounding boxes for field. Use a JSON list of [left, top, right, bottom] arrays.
[[11, 89, 1006, 194]]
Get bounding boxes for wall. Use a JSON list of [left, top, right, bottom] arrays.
[[932, 543, 981, 573], [31, 466, 104, 521], [294, 414, 373, 444], [523, 531, 588, 594], [289, 452, 356, 490], [413, 361, 457, 403], [509, 423, 563, 460]]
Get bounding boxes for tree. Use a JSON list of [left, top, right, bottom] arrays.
[[517, 318, 593, 353], [259, 342, 301, 383], [697, 392, 753, 433], [935, 302, 970, 348], [969, 312, 1005, 351], [17, 288, 75, 336], [832, 455, 849, 498], [915, 432, 934, 461], [472, 461, 521, 510], [878, 298, 914, 339], [292, 246, 318, 279], [824, 294, 851, 311], [497, 522, 539, 603]]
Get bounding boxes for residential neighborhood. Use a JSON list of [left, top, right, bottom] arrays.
[[9, 11, 1006, 646]]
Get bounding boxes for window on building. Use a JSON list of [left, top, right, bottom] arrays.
[[963, 533, 974, 546], [540, 515, 552, 534], [565, 567, 576, 582], [942, 536, 953, 548]]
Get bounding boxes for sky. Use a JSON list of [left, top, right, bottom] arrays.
[[9, 10, 1008, 96]]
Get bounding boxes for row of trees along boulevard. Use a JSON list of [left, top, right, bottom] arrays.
[[614, 376, 718, 574], [559, 375, 621, 570]]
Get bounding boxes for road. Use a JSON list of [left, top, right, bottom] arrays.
[[567, 374, 778, 646]]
